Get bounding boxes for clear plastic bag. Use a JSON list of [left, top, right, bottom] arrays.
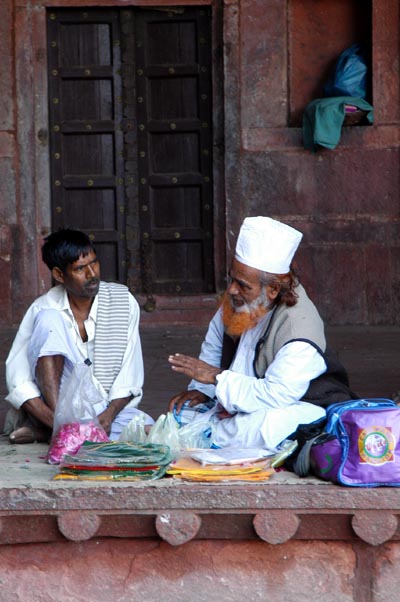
[[119, 413, 147, 443], [145, 411, 214, 458], [47, 363, 109, 464], [178, 417, 214, 450], [147, 413, 181, 458]]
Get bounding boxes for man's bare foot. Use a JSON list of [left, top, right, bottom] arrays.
[[9, 425, 50, 445]]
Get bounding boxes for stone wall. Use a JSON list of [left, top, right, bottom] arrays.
[[0, 0, 399, 326], [2, 464, 400, 602], [224, 0, 400, 325], [2, 539, 398, 602]]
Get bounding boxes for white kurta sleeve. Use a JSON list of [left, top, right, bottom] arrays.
[[215, 340, 327, 414], [187, 309, 224, 399], [106, 294, 144, 407], [5, 304, 42, 409]]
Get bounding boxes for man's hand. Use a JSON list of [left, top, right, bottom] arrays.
[[168, 389, 208, 414], [97, 406, 115, 436], [97, 395, 133, 436], [168, 353, 221, 384]]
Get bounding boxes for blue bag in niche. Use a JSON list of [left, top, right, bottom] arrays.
[[310, 398, 400, 487], [324, 44, 369, 100]]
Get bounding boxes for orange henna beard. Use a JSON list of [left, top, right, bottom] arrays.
[[220, 293, 268, 337]]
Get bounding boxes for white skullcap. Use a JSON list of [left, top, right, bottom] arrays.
[[234, 216, 303, 274]]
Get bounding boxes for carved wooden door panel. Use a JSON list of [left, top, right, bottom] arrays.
[[47, 8, 126, 282], [134, 7, 214, 296]]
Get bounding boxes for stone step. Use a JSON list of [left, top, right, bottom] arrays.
[[138, 294, 219, 328]]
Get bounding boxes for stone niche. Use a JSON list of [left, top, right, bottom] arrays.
[[288, 0, 372, 126]]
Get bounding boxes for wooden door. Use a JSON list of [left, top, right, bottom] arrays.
[[47, 7, 215, 294], [47, 8, 125, 282], [134, 7, 214, 296]]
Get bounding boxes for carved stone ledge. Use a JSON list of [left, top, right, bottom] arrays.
[[57, 512, 101, 542], [352, 511, 398, 546], [253, 510, 300, 544], [155, 511, 201, 545]]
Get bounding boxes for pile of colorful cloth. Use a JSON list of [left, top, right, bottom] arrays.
[[53, 439, 297, 483], [166, 447, 280, 483], [53, 441, 172, 481], [167, 456, 275, 482]]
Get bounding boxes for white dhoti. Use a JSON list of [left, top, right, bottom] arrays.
[[26, 308, 153, 440], [175, 400, 325, 451]]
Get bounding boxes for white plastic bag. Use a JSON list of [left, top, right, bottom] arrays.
[[119, 413, 147, 443], [178, 418, 214, 450], [48, 363, 109, 464], [147, 413, 181, 458], [145, 411, 214, 457], [53, 363, 105, 434]]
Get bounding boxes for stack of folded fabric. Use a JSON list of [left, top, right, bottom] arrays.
[[53, 441, 172, 481], [167, 449, 276, 483]]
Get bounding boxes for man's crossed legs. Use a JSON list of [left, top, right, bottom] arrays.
[[7, 309, 153, 443]]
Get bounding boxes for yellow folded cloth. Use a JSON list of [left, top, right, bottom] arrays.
[[167, 456, 274, 482], [176, 471, 274, 482]]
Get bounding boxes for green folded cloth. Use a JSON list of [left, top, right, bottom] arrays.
[[54, 441, 173, 480], [302, 96, 374, 151], [61, 440, 172, 466]]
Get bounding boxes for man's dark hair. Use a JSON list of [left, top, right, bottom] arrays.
[[41, 229, 95, 272]]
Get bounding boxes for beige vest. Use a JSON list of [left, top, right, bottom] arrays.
[[253, 284, 326, 378]]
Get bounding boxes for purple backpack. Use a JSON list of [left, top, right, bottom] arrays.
[[309, 399, 400, 487]]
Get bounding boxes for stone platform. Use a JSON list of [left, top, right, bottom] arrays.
[[1, 323, 400, 602]]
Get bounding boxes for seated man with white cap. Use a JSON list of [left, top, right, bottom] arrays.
[[168, 216, 355, 451]]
